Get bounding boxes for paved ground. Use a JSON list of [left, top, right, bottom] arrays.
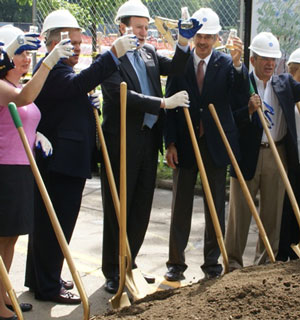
[[10, 176, 259, 319]]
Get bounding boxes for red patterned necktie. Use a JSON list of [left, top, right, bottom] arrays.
[[197, 60, 205, 94], [197, 60, 205, 136]]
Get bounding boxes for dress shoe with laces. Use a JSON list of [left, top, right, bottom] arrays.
[[60, 279, 74, 290], [6, 302, 32, 312], [164, 266, 185, 282], [45, 287, 81, 305], [0, 315, 18, 320], [104, 277, 119, 294]]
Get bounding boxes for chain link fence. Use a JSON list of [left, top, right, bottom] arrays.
[[33, 0, 241, 59]]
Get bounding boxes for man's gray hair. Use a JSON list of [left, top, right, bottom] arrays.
[[44, 28, 65, 48]]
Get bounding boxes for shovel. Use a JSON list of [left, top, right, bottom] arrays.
[[93, 108, 152, 300], [8, 102, 90, 320], [0, 257, 23, 320], [256, 105, 300, 258], [109, 82, 131, 309], [183, 107, 229, 273], [208, 103, 275, 263]]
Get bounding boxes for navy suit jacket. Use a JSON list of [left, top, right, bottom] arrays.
[[231, 72, 300, 180], [101, 44, 190, 154], [35, 51, 117, 179], [165, 49, 249, 168]]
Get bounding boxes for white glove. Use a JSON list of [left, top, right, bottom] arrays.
[[35, 131, 53, 157], [42, 39, 74, 70], [164, 90, 190, 109], [5, 33, 41, 59], [112, 35, 138, 58], [89, 91, 101, 109]]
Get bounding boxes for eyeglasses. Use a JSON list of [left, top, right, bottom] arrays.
[[256, 56, 276, 62]]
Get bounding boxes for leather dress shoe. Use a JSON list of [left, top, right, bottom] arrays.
[[164, 266, 185, 282], [104, 277, 119, 294], [6, 302, 32, 312], [143, 273, 155, 284], [0, 315, 18, 320], [60, 278, 74, 290], [48, 287, 81, 305]]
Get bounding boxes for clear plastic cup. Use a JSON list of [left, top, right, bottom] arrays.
[[60, 31, 69, 41], [180, 7, 193, 30], [29, 25, 38, 34], [226, 29, 237, 50], [125, 27, 133, 35]]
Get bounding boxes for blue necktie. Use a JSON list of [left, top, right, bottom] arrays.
[[133, 50, 157, 129]]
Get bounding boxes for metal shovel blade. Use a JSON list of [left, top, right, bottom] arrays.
[[291, 244, 300, 258]]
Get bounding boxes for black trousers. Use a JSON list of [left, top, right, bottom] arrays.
[[277, 165, 300, 261], [101, 128, 158, 279], [167, 136, 227, 275], [25, 167, 86, 299]]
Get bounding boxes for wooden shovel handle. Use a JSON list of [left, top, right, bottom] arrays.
[[183, 107, 229, 273], [296, 102, 300, 115], [111, 82, 128, 304], [257, 106, 300, 228], [208, 104, 275, 263], [0, 257, 23, 320], [93, 96, 147, 300], [8, 103, 90, 320]]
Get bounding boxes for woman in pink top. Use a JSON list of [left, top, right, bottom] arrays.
[[0, 25, 74, 320]]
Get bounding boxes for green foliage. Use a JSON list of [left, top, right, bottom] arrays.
[[256, 0, 300, 56], [1, 0, 31, 22]]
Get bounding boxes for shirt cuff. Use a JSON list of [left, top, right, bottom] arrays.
[[177, 43, 189, 53], [108, 50, 121, 66], [234, 64, 242, 73]]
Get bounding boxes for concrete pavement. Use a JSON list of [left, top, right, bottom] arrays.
[[10, 176, 259, 319]]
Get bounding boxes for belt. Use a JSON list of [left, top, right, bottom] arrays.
[[260, 139, 284, 148]]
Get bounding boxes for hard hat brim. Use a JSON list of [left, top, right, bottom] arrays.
[[249, 45, 282, 59]]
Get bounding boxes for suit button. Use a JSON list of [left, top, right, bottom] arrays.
[[200, 108, 203, 112]]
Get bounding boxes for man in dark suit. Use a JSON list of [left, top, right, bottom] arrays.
[[163, 7, 249, 282], [100, 0, 201, 293], [24, 9, 137, 304], [277, 50, 300, 261], [225, 32, 300, 270]]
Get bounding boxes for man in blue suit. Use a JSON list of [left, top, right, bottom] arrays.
[[225, 32, 300, 270], [164, 8, 249, 281], [24, 9, 137, 304]]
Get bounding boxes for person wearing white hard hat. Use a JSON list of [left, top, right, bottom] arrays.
[[164, 7, 249, 282], [0, 24, 73, 319], [23, 9, 137, 304], [100, 0, 203, 294], [225, 32, 300, 271], [276, 49, 300, 262]]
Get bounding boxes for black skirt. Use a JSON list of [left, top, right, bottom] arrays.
[[0, 165, 34, 236]]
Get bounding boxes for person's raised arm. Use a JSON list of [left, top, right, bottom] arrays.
[[0, 39, 73, 107]]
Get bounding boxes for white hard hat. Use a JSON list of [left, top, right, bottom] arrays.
[[0, 25, 24, 45], [192, 8, 221, 34], [287, 48, 300, 65], [115, 0, 153, 24], [249, 32, 282, 59], [41, 9, 82, 36]]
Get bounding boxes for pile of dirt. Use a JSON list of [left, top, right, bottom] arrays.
[[93, 260, 300, 319]]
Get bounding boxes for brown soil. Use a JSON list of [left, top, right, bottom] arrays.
[[92, 260, 300, 320]]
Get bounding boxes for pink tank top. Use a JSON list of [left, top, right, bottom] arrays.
[[0, 88, 41, 165]]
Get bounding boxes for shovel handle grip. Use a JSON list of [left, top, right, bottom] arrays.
[[8, 102, 23, 128]]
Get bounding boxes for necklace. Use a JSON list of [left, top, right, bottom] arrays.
[[4, 77, 18, 88]]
